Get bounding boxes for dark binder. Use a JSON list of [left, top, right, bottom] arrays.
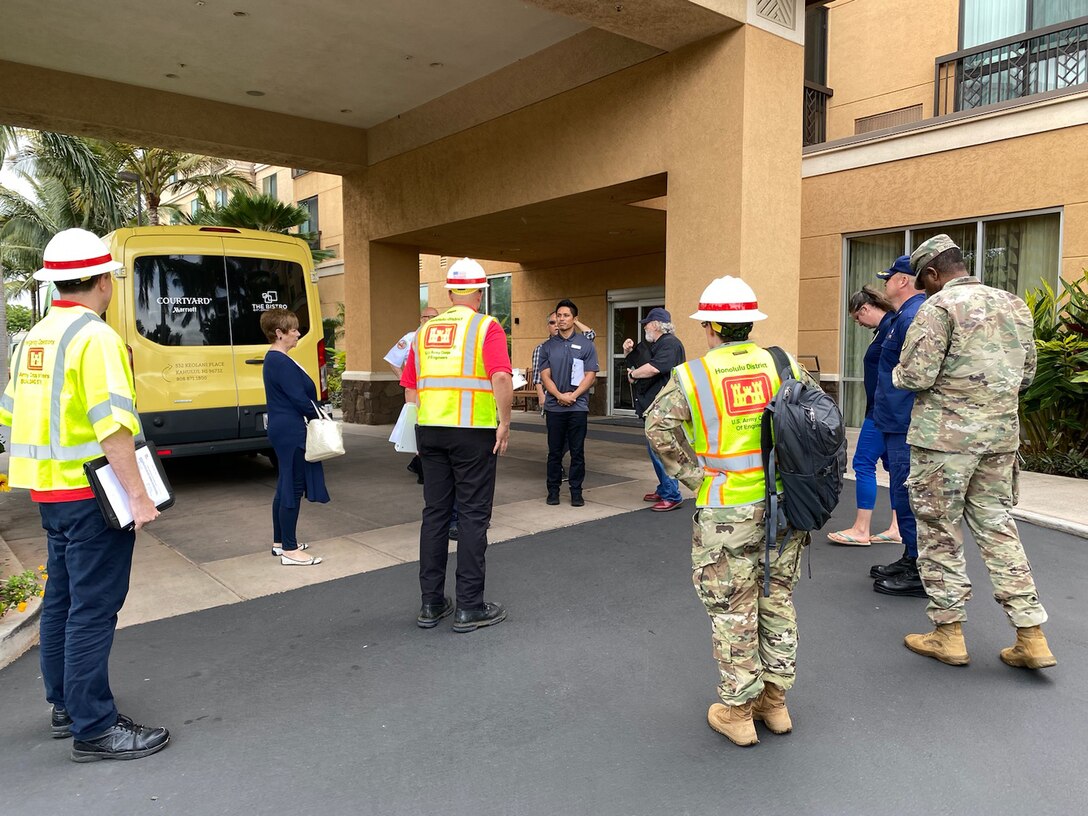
[[83, 441, 175, 530]]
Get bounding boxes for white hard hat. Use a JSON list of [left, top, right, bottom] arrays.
[[444, 257, 489, 290], [690, 276, 767, 323], [34, 228, 123, 282]]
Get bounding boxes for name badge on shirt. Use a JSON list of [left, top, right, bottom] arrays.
[[571, 344, 581, 349]]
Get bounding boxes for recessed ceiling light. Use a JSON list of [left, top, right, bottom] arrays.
[[164, 73, 179, 79], [245, 90, 265, 97]]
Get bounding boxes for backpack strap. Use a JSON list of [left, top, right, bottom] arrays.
[[767, 345, 794, 382]]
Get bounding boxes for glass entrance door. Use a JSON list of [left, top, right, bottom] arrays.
[[609, 298, 664, 415]]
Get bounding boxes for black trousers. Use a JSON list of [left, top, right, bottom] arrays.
[[546, 411, 588, 493], [417, 425, 497, 610]]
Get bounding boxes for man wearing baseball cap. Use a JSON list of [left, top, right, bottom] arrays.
[[623, 307, 686, 511], [868, 254, 928, 597], [892, 234, 1055, 669], [0, 228, 170, 761], [400, 258, 513, 632]]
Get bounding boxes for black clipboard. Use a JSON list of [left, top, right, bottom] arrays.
[[83, 441, 175, 530]]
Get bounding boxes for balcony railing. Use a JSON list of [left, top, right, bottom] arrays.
[[935, 17, 1088, 115], [803, 80, 833, 146]]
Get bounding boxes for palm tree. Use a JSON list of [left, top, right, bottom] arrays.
[[186, 191, 334, 262], [102, 145, 254, 225]]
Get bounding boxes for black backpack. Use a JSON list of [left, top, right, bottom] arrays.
[[759, 346, 847, 594]]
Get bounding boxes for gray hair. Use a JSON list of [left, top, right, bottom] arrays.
[[652, 321, 675, 335]]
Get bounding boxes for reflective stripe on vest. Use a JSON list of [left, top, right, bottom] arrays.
[[4, 307, 143, 490], [676, 343, 790, 508], [416, 307, 498, 428]]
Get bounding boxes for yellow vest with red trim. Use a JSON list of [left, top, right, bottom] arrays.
[[414, 306, 498, 428], [0, 305, 142, 491], [673, 342, 793, 508]]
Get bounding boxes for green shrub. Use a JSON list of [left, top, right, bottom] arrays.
[[327, 349, 346, 408], [0, 567, 46, 617], [1019, 273, 1088, 477]]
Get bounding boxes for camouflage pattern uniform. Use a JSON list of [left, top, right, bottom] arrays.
[[893, 275, 1046, 628], [646, 372, 811, 706]]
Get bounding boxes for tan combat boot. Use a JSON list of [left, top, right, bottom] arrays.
[[904, 622, 970, 666], [752, 683, 792, 734], [1000, 625, 1057, 669], [707, 701, 758, 746]]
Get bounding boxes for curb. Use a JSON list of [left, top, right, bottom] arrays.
[[0, 525, 42, 671], [1011, 509, 1088, 540]]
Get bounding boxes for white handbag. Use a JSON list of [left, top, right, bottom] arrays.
[[304, 401, 345, 462]]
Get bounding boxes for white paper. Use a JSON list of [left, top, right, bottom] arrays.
[[570, 358, 585, 387], [511, 369, 528, 390], [389, 402, 418, 453], [94, 446, 171, 529]]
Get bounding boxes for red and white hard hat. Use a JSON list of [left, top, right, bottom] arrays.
[[690, 276, 767, 323], [444, 257, 489, 290], [34, 228, 123, 283]]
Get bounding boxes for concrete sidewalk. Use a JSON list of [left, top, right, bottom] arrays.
[[1, 417, 1086, 663]]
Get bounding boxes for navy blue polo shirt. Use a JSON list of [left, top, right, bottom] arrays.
[[540, 332, 599, 413], [872, 293, 925, 434]]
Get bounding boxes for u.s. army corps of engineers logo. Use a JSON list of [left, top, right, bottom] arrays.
[[722, 374, 771, 416]]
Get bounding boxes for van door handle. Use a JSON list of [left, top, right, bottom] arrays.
[[245, 358, 265, 365]]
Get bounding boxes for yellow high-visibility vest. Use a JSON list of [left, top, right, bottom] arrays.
[[0, 304, 142, 492], [673, 342, 795, 508], [414, 306, 498, 428]]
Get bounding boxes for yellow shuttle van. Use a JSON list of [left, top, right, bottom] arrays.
[[102, 225, 327, 458]]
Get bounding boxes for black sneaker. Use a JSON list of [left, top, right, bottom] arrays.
[[873, 570, 928, 598], [452, 602, 507, 633], [546, 492, 560, 506], [51, 706, 73, 739], [560, 467, 568, 482], [416, 596, 454, 629], [71, 715, 169, 762], [570, 493, 585, 507], [870, 555, 915, 579]]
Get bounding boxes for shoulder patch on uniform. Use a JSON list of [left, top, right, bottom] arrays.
[[396, 340, 407, 350]]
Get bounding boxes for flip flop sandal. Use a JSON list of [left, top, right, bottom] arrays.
[[827, 531, 871, 546], [869, 533, 903, 544]]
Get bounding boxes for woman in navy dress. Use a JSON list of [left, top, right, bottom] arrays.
[[827, 286, 900, 547], [260, 308, 329, 565]]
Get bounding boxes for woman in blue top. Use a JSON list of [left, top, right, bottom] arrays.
[[827, 287, 900, 546], [260, 308, 329, 565]]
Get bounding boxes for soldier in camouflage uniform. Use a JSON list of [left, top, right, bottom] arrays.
[[646, 275, 814, 747], [892, 234, 1056, 669]]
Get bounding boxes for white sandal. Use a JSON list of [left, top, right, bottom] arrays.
[[280, 553, 322, 566], [271, 543, 309, 556]]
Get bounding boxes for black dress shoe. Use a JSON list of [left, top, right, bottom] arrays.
[[51, 706, 72, 739], [870, 555, 915, 579], [452, 602, 507, 633], [417, 596, 454, 628], [71, 715, 169, 762], [873, 570, 928, 598], [546, 492, 560, 505], [570, 493, 585, 507]]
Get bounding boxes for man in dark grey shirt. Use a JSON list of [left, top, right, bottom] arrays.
[[540, 299, 599, 507], [623, 307, 686, 511]]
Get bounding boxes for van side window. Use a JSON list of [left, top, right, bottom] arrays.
[[134, 255, 231, 346], [226, 257, 311, 345]]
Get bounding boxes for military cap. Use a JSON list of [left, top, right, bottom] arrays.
[[910, 234, 960, 276]]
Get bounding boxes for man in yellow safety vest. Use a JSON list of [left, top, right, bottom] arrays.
[[645, 275, 817, 747], [400, 258, 513, 633], [0, 228, 170, 762]]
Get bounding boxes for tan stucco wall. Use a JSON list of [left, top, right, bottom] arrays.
[[800, 123, 1088, 374], [824, 0, 958, 141], [346, 26, 804, 378]]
